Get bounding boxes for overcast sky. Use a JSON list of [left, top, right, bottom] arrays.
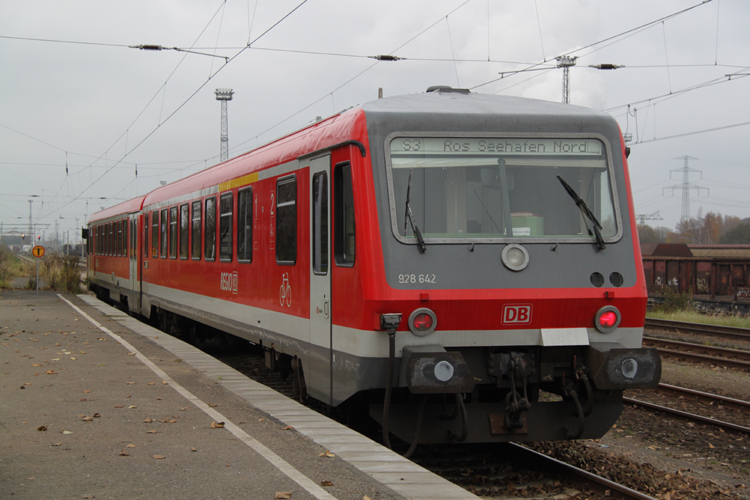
[[1, 0, 748, 244]]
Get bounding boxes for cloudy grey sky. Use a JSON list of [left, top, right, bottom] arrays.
[[1, 0, 748, 244]]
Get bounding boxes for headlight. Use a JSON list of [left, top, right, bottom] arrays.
[[501, 244, 529, 271]]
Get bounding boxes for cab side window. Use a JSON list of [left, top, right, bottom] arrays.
[[334, 163, 355, 266]]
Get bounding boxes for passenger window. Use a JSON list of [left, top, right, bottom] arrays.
[[237, 188, 252, 263], [180, 204, 189, 260], [109, 223, 114, 256], [152, 211, 159, 258], [276, 175, 297, 265], [334, 163, 355, 265], [219, 192, 233, 262], [117, 221, 122, 257], [160, 209, 168, 258], [169, 207, 178, 259], [205, 197, 216, 261], [191, 201, 201, 260]]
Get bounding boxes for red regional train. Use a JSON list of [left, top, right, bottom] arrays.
[[86, 87, 660, 446]]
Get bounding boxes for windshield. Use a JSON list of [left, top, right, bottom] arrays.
[[388, 136, 618, 242]]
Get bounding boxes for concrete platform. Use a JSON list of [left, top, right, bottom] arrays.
[[0, 290, 480, 500]]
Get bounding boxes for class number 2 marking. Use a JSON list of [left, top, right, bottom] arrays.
[[398, 273, 436, 284]]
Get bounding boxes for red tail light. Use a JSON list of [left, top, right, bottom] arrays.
[[594, 306, 621, 334], [408, 308, 437, 336]]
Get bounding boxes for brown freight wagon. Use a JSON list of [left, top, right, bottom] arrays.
[[642, 243, 750, 300]]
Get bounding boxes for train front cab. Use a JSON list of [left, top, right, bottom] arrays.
[[352, 91, 662, 445]]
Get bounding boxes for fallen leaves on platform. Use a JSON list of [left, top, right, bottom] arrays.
[[318, 450, 335, 458], [274, 492, 292, 499], [211, 420, 225, 429]]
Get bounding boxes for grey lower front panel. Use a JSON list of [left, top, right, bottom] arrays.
[[371, 394, 623, 444]]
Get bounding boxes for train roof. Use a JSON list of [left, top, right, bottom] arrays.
[[88, 196, 146, 224], [641, 243, 693, 257], [363, 88, 605, 118], [142, 108, 367, 208], [689, 244, 750, 259], [641, 243, 750, 260]]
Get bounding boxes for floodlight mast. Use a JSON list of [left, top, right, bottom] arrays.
[[215, 89, 234, 162], [556, 56, 577, 104]]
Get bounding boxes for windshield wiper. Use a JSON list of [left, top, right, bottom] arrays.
[[473, 189, 503, 234], [404, 168, 426, 253], [556, 175, 606, 250]]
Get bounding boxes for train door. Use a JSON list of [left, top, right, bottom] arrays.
[[129, 214, 139, 310], [309, 155, 332, 404]]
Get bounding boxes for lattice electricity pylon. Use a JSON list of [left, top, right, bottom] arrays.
[[662, 156, 708, 224], [215, 88, 234, 162], [636, 211, 663, 226]]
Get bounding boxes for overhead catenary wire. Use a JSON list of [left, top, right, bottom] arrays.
[[39, 0, 234, 221], [230, 0, 472, 154], [469, 0, 714, 92], [40, 0, 310, 221]]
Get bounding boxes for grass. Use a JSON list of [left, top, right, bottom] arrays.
[[647, 286, 750, 329], [39, 254, 83, 294], [647, 309, 750, 329], [0, 245, 35, 287]]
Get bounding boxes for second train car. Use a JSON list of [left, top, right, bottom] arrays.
[[87, 87, 661, 445]]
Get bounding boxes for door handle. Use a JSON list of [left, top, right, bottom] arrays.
[[324, 300, 329, 319]]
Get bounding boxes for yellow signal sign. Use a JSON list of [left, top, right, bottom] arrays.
[[32, 245, 45, 258]]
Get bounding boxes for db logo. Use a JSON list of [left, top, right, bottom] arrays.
[[502, 304, 532, 324]]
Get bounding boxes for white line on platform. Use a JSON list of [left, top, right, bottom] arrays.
[[57, 294, 337, 500]]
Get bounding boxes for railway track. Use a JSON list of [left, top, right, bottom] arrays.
[[411, 442, 658, 500], [643, 336, 750, 370], [625, 383, 750, 435], [645, 317, 750, 340]]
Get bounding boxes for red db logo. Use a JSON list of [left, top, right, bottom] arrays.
[[502, 304, 532, 325]]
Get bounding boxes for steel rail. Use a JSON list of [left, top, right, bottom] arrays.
[[645, 318, 750, 340], [643, 337, 750, 369], [624, 397, 750, 434], [509, 443, 658, 500], [655, 383, 750, 412]]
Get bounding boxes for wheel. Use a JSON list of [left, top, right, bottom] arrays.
[[285, 285, 291, 307]]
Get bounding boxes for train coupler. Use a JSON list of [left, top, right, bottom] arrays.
[[489, 352, 534, 429], [505, 356, 532, 429]]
